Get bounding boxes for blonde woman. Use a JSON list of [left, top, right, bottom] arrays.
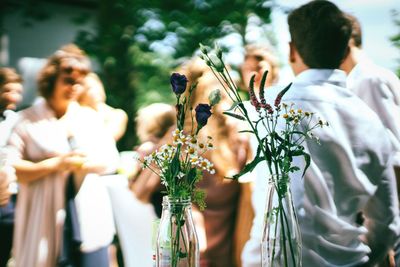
[[180, 58, 252, 267], [79, 72, 128, 141]]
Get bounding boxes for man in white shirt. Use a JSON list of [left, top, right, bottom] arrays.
[[340, 13, 400, 267], [0, 67, 23, 267], [242, 1, 400, 266], [340, 13, 400, 172]]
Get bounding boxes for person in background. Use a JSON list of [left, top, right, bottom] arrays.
[[242, 1, 400, 266], [0, 67, 23, 267], [180, 58, 252, 267], [131, 103, 176, 207], [79, 72, 128, 142], [340, 14, 400, 267], [340, 12, 400, 189], [240, 43, 280, 93], [8, 44, 119, 267]]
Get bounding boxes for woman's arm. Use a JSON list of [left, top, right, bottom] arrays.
[[14, 153, 84, 183]]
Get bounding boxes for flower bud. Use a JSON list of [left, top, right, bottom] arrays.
[[208, 89, 221, 106], [214, 42, 223, 59], [199, 43, 209, 55]]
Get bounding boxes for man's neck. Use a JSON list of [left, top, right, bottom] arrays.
[[341, 47, 363, 74]]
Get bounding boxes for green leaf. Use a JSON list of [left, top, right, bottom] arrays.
[[272, 131, 285, 143], [230, 154, 264, 180], [292, 130, 307, 136], [230, 143, 264, 179], [170, 152, 181, 178], [238, 130, 254, 134], [187, 167, 197, 186], [289, 166, 300, 172], [223, 111, 245, 121], [289, 149, 304, 157], [193, 189, 206, 211], [264, 140, 272, 163], [302, 152, 311, 177], [226, 101, 240, 111]]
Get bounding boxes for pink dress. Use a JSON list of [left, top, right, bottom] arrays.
[[8, 99, 119, 267]]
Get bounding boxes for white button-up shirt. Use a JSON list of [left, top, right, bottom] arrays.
[[242, 69, 400, 267], [347, 58, 400, 165]]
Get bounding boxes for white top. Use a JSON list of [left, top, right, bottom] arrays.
[[0, 110, 19, 193], [347, 58, 400, 166], [242, 69, 400, 267], [9, 99, 119, 266], [0, 110, 19, 147]]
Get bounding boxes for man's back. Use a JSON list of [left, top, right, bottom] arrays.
[[243, 69, 400, 266], [347, 58, 400, 165], [287, 69, 399, 266]]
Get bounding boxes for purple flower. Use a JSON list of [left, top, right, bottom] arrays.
[[195, 104, 212, 128], [274, 83, 292, 107], [170, 73, 188, 95]]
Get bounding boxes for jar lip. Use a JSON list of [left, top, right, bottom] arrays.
[[162, 195, 191, 203], [268, 173, 290, 182]]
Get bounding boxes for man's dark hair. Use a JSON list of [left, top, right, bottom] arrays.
[[345, 13, 362, 48], [288, 0, 352, 68]]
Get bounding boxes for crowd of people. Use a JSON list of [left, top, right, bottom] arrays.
[[0, 0, 400, 266]]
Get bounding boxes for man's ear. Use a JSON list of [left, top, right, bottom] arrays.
[[289, 42, 296, 63]]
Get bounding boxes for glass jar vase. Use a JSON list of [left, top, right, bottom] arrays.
[[261, 174, 302, 267], [156, 196, 199, 267]]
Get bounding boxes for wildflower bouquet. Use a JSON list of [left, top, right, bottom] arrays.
[[200, 44, 327, 267], [142, 72, 220, 267], [142, 73, 220, 207]]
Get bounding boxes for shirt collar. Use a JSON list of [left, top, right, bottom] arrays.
[[293, 69, 347, 88], [36, 97, 81, 119]]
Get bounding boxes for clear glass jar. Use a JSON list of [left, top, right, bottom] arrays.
[[156, 196, 199, 267], [261, 174, 302, 267]]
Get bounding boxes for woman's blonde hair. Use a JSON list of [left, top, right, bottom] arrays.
[[179, 58, 245, 178], [135, 103, 176, 142]]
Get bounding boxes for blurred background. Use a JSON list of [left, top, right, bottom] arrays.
[[1, 0, 399, 150]]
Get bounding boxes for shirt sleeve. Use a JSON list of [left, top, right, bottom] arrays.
[[6, 122, 26, 164], [357, 77, 400, 165]]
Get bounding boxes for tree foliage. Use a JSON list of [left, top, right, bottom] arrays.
[[391, 9, 400, 77], [76, 0, 272, 150]]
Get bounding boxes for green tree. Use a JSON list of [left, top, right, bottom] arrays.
[[391, 9, 400, 77], [77, 0, 272, 150]]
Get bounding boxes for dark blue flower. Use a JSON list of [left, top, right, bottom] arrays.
[[170, 73, 188, 95], [195, 104, 212, 128]]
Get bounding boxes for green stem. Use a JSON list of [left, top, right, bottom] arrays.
[[281, 199, 298, 265], [278, 197, 289, 267], [271, 205, 279, 266], [172, 208, 181, 267]]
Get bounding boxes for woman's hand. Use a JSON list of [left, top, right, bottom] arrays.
[[14, 151, 87, 183], [58, 151, 88, 172]]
